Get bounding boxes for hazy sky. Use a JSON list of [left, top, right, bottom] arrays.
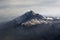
[[0, 0, 60, 22]]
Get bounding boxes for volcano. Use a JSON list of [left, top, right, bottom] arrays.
[[14, 10, 44, 23], [0, 10, 60, 40]]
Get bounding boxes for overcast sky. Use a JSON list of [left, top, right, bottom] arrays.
[[0, 0, 60, 22]]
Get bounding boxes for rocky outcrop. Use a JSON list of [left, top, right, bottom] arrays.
[[21, 19, 48, 27]]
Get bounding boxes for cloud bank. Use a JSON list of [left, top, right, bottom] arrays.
[[0, 0, 60, 22]]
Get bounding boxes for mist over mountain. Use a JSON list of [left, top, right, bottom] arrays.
[[0, 10, 60, 40]]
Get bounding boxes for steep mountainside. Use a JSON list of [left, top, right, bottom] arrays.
[[0, 10, 60, 40]]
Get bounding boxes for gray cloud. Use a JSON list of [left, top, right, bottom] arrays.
[[0, 0, 60, 10], [0, 0, 60, 8], [0, 0, 60, 22], [0, 0, 60, 9]]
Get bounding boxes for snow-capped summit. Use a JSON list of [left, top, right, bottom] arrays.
[[14, 10, 44, 25]]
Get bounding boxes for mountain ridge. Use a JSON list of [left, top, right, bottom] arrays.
[[14, 10, 44, 25]]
